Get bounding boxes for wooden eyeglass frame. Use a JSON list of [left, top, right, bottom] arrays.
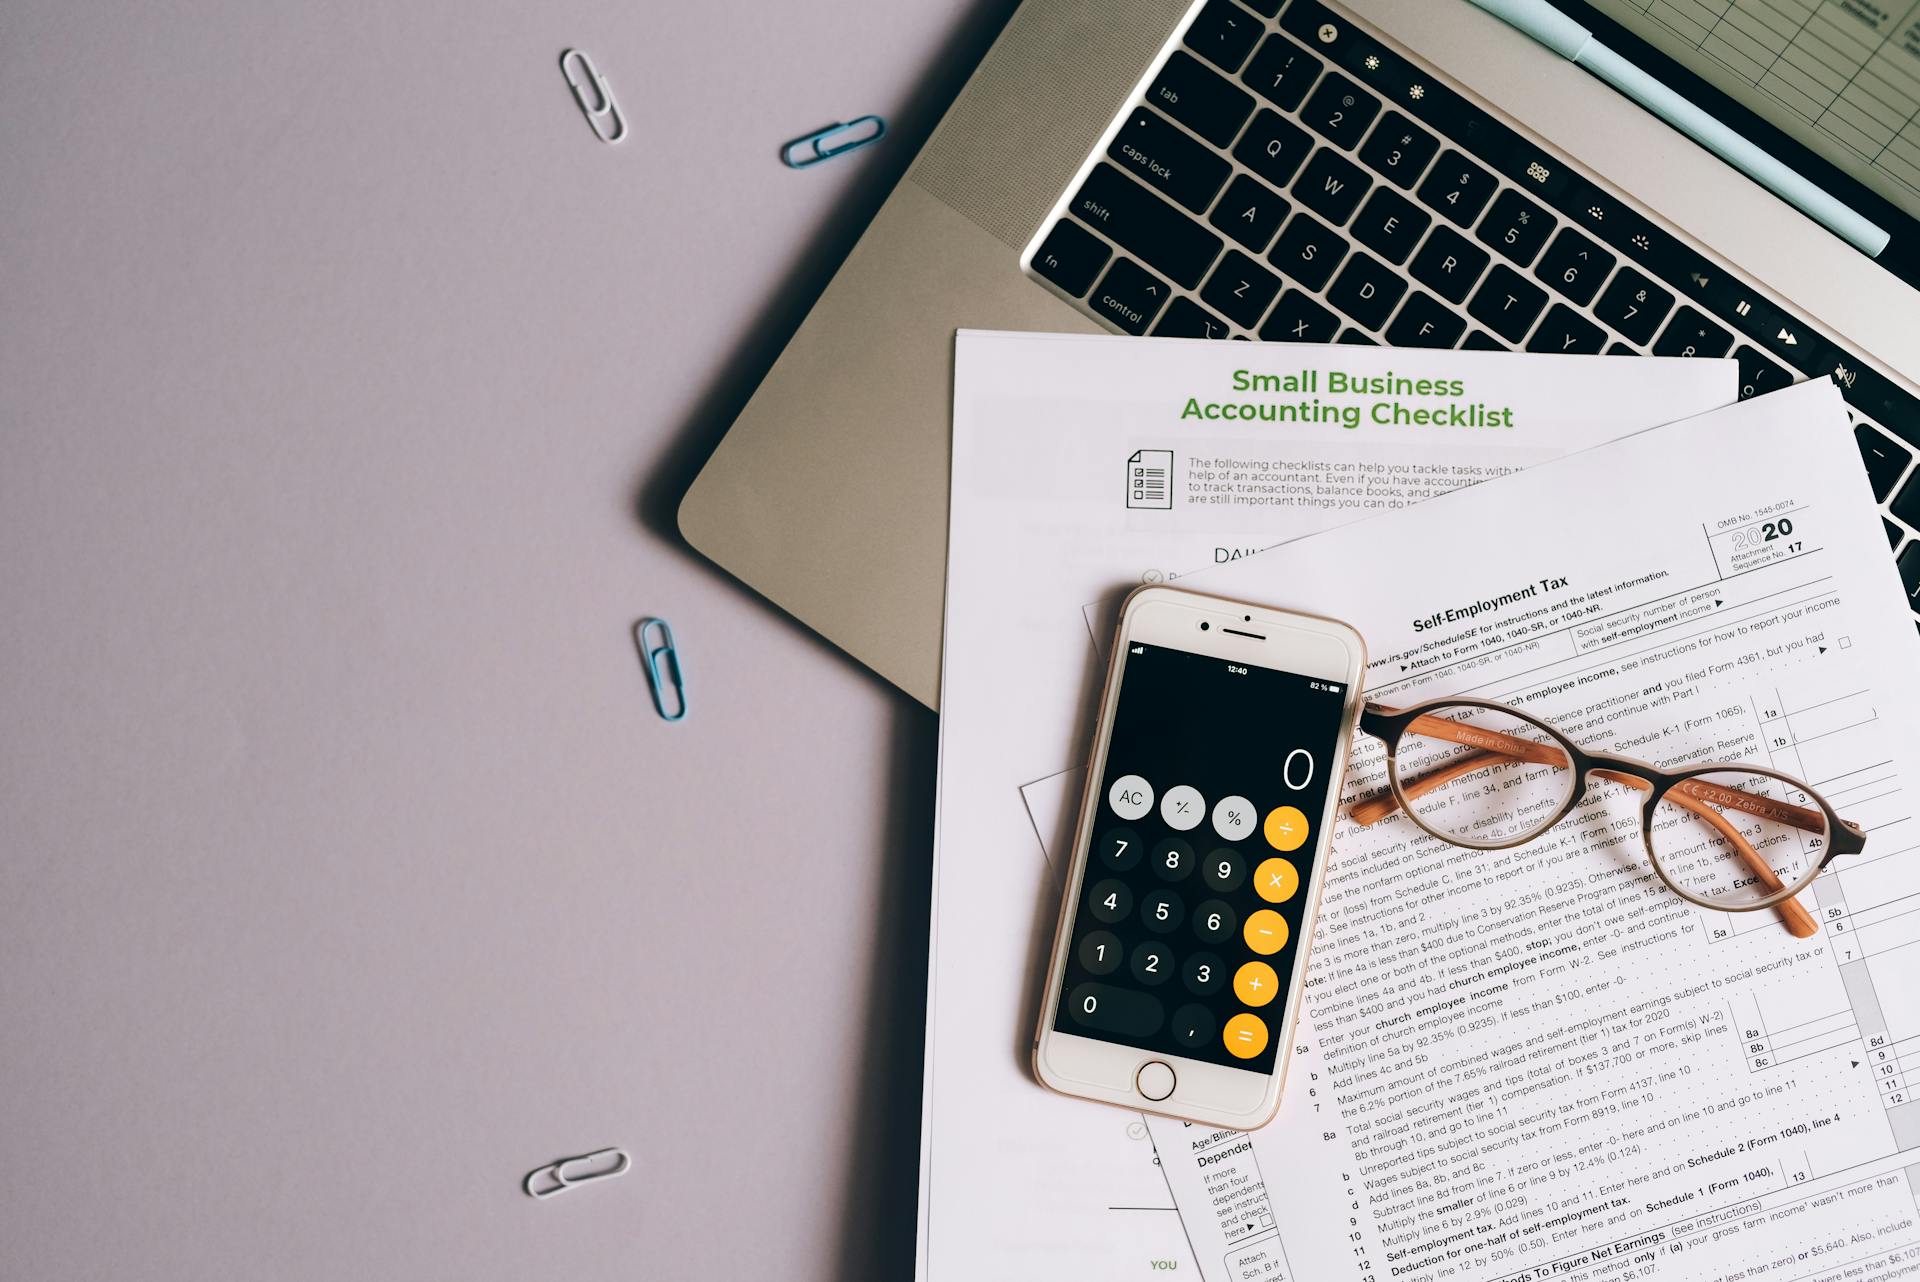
[[1351, 698, 1868, 940]]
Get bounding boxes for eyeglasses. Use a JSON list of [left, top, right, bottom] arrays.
[[1350, 698, 1867, 938]]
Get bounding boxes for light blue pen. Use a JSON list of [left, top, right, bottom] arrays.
[[1462, 0, 1889, 257]]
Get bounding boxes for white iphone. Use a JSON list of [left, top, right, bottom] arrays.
[[1033, 585, 1366, 1130]]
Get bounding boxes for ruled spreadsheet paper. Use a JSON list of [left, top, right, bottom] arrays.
[[1591, 0, 1920, 211]]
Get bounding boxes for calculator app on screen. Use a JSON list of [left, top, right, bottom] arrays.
[[1052, 642, 1347, 1074]]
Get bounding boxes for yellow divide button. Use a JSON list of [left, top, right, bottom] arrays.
[[1233, 960, 1279, 1007], [1254, 857, 1299, 904], [1223, 1012, 1269, 1059], [1263, 805, 1308, 852], [1243, 909, 1289, 955]]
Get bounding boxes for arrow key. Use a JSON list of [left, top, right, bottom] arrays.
[[1734, 345, 1793, 400]]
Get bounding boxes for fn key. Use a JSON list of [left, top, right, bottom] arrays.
[[1032, 220, 1111, 298]]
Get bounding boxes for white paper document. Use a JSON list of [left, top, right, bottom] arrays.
[[1117, 380, 1920, 1282], [921, 331, 1739, 1280]]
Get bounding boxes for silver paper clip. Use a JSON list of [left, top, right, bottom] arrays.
[[560, 49, 627, 144], [635, 618, 687, 722], [781, 116, 887, 168], [524, 1147, 631, 1199]]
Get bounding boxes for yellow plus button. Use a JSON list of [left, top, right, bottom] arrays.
[[1233, 960, 1279, 1007]]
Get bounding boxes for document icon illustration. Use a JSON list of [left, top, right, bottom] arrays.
[[1127, 449, 1173, 510]]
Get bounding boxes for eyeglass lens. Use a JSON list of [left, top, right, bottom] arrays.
[[1394, 705, 1575, 847]]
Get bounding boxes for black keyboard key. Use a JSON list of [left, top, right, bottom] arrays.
[[1241, 0, 1281, 14], [1357, 111, 1438, 190], [1031, 220, 1110, 297], [1462, 329, 1507, 351], [1607, 343, 1636, 355], [1242, 34, 1322, 112], [1090, 258, 1172, 334], [1350, 187, 1429, 264], [1071, 164, 1223, 289], [1338, 327, 1378, 345], [1202, 250, 1284, 328], [1888, 518, 1906, 550], [1525, 304, 1605, 355], [1475, 189, 1552, 265], [1417, 150, 1497, 226], [1384, 291, 1465, 348], [1533, 227, 1614, 305], [1184, 0, 1262, 73], [1301, 74, 1379, 150], [1260, 289, 1340, 343], [1269, 211, 1347, 290], [1763, 317, 1823, 374], [1467, 264, 1547, 344], [1148, 51, 1256, 149], [1828, 356, 1920, 450], [1892, 459, 1920, 531], [1153, 295, 1234, 340], [1734, 345, 1793, 401], [1234, 109, 1315, 190], [1107, 107, 1233, 212], [1592, 267, 1673, 346], [1409, 225, 1489, 304], [1293, 147, 1371, 224], [1325, 251, 1405, 331], [1652, 306, 1734, 359], [1857, 423, 1913, 502], [1210, 174, 1291, 252], [1898, 542, 1920, 613]]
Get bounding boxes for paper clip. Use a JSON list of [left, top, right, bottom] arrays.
[[524, 1147, 631, 1199], [781, 116, 887, 168], [560, 48, 627, 144], [635, 618, 687, 722]]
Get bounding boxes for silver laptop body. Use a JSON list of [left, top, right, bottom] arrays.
[[679, 0, 1920, 708]]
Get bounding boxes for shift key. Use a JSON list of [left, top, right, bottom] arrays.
[[1071, 163, 1224, 289]]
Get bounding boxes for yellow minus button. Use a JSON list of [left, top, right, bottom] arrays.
[[1243, 909, 1289, 955]]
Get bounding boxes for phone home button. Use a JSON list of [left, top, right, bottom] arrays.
[[1136, 1060, 1176, 1102]]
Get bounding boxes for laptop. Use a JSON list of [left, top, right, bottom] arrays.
[[678, 0, 1920, 708]]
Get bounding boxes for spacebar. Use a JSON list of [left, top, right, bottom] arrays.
[[1069, 163, 1223, 290]]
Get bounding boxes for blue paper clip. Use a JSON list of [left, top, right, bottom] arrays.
[[781, 116, 887, 168], [635, 618, 687, 722]]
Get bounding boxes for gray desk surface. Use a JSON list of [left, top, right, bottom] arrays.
[[0, 2, 1017, 1276]]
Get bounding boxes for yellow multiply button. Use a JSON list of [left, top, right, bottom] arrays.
[[1223, 1012, 1269, 1059], [1233, 960, 1279, 1007], [1253, 857, 1299, 904], [1263, 805, 1308, 851], [1243, 909, 1288, 955]]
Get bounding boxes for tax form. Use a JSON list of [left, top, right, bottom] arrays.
[[1134, 378, 1920, 1282], [920, 330, 1737, 1280]]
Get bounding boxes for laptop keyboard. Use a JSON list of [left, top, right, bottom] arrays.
[[1027, 0, 1920, 630]]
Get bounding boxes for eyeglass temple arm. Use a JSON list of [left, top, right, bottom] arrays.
[[1352, 716, 1818, 938], [1358, 713, 1831, 834]]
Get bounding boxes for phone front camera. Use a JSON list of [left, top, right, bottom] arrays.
[[1199, 621, 1210, 631]]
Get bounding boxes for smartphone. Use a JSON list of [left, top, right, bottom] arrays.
[[1033, 586, 1366, 1130]]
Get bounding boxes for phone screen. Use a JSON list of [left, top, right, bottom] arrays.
[[1053, 641, 1348, 1074]]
